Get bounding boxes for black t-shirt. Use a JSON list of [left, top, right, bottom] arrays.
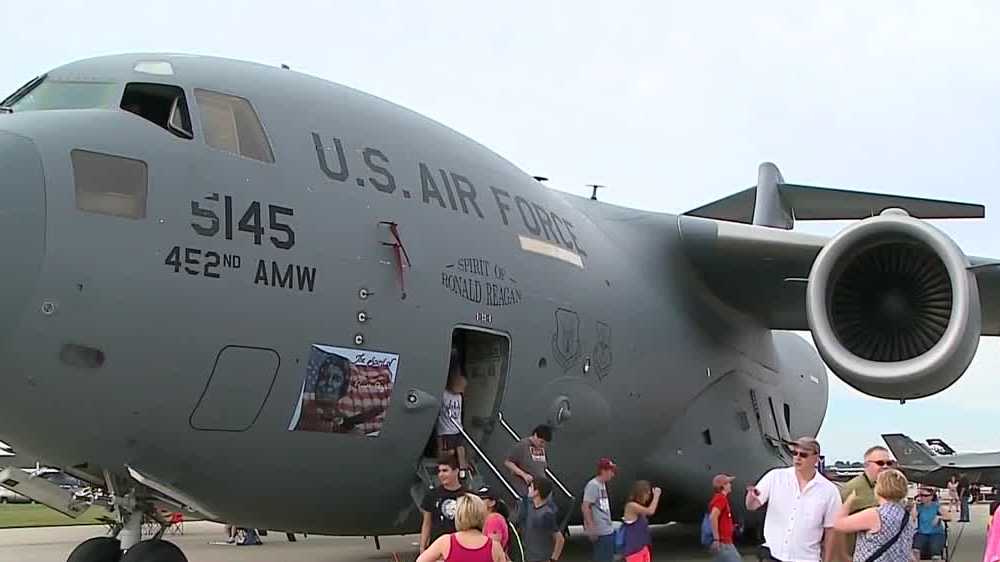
[[421, 485, 466, 542]]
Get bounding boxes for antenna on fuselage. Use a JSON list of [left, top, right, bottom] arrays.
[[281, 64, 291, 70], [587, 184, 606, 201], [533, 176, 549, 183]]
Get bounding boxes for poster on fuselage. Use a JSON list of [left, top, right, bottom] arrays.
[[287, 344, 399, 437]]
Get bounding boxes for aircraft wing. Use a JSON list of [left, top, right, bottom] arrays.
[[677, 215, 1000, 336], [679, 164, 999, 399]]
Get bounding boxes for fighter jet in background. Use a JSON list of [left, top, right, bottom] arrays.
[[926, 437, 958, 456], [1, 54, 1000, 562], [883, 433, 1000, 488]]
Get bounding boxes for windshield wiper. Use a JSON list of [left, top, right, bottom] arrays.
[[0, 106, 13, 114]]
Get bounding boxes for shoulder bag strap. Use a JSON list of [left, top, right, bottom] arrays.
[[864, 508, 909, 562]]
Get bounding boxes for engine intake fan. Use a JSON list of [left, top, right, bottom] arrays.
[[806, 209, 981, 399]]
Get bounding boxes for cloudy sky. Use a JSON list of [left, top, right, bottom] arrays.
[[3, 2, 998, 460]]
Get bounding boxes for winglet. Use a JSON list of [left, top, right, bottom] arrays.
[[753, 163, 793, 229], [685, 163, 985, 229], [882, 433, 940, 469]]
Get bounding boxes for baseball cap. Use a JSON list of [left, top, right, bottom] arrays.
[[597, 458, 617, 472], [712, 474, 735, 488], [791, 436, 821, 455], [476, 486, 497, 500]]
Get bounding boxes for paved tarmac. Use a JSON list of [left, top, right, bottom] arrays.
[[0, 505, 991, 562]]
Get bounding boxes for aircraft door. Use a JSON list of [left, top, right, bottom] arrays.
[[411, 327, 510, 504], [450, 327, 510, 447]]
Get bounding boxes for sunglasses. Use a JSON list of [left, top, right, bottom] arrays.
[[917, 494, 931, 498], [868, 460, 896, 467], [791, 450, 815, 458]]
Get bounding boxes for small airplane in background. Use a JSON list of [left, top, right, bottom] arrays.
[[883, 433, 1000, 488]]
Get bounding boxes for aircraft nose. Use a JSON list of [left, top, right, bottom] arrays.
[[0, 131, 45, 346]]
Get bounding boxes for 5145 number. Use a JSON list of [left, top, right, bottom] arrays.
[[191, 195, 296, 250]]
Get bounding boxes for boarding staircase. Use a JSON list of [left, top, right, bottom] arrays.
[[410, 411, 577, 562]]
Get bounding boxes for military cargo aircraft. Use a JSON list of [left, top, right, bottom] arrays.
[[1, 53, 999, 562], [883, 433, 1000, 488]]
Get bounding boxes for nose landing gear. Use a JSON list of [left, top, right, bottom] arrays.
[[65, 479, 189, 562], [66, 537, 121, 562], [120, 539, 187, 562]]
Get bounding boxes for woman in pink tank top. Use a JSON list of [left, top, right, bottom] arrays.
[[417, 495, 506, 562], [477, 486, 510, 551]]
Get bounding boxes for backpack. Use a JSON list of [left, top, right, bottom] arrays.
[[699, 513, 714, 547], [614, 523, 627, 553]]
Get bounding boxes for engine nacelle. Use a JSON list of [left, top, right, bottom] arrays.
[[806, 209, 981, 399]]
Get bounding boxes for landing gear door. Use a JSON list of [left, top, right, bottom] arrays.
[[750, 388, 792, 463]]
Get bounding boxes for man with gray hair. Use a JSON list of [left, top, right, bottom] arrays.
[[746, 437, 841, 562], [835, 445, 896, 561]]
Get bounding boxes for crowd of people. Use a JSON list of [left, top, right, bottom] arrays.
[[417, 425, 1000, 562], [417, 421, 745, 562], [425, 348, 998, 562]]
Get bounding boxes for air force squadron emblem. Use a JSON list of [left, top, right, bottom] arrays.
[[592, 321, 613, 380], [552, 308, 581, 371]]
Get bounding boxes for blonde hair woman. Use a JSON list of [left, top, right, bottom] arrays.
[[833, 469, 915, 562], [417, 494, 506, 562]]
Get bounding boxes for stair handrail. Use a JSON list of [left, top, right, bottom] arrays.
[[450, 416, 520, 500], [496, 412, 575, 500]]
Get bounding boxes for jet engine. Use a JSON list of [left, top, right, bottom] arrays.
[[806, 209, 981, 399]]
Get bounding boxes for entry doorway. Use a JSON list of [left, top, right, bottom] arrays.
[[423, 327, 511, 458], [450, 327, 510, 445], [412, 328, 512, 512]]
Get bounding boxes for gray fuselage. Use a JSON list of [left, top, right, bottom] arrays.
[[0, 54, 828, 534]]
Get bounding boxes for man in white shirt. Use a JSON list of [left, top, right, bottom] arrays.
[[746, 437, 841, 562]]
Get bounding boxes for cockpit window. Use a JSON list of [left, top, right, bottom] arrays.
[[121, 83, 193, 139], [4, 77, 118, 112], [194, 89, 274, 163]]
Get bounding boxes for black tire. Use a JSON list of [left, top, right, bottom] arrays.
[[0, 497, 7, 504], [120, 540, 187, 562], [67, 536, 121, 562]]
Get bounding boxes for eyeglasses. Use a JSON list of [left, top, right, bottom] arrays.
[[791, 451, 815, 458], [917, 494, 931, 498], [868, 460, 896, 467]]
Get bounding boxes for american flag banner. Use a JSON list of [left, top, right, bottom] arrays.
[[288, 344, 400, 437]]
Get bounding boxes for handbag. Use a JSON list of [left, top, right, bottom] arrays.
[[864, 509, 909, 562]]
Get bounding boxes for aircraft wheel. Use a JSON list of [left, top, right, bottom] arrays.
[[66, 536, 121, 562], [120, 539, 187, 562]]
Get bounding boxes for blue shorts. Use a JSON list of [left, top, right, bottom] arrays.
[[593, 533, 615, 562]]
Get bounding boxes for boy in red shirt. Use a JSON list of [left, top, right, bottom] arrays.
[[708, 474, 740, 562]]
